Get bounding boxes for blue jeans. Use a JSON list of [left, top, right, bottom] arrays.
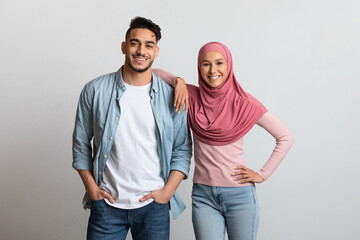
[[192, 183, 260, 240], [87, 200, 170, 240]]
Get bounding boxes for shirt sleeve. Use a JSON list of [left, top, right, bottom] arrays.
[[153, 68, 178, 87], [256, 112, 294, 180], [72, 83, 94, 171], [169, 108, 193, 179]]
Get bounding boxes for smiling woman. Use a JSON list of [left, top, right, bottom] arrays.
[[154, 41, 294, 240], [199, 51, 228, 88]]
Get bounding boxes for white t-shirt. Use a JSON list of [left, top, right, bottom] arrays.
[[99, 82, 164, 209]]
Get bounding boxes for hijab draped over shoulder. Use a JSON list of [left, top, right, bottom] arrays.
[[187, 42, 267, 146]]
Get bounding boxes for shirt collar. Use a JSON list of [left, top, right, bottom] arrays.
[[115, 66, 126, 90], [151, 71, 159, 94], [115, 66, 159, 94]]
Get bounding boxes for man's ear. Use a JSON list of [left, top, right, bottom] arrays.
[[121, 41, 126, 54], [155, 46, 159, 58]]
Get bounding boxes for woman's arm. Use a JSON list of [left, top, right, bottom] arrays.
[[153, 68, 177, 86], [232, 112, 294, 183], [256, 112, 294, 180], [153, 68, 189, 113]]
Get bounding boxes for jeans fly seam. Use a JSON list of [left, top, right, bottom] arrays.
[[127, 210, 131, 223]]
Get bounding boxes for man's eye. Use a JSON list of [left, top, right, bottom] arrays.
[[147, 45, 153, 48]]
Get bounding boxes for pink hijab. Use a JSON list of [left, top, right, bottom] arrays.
[[187, 42, 267, 146]]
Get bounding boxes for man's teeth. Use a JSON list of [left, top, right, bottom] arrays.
[[135, 58, 146, 62], [209, 76, 220, 79]]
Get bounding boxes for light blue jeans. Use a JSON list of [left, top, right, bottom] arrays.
[[192, 183, 260, 240]]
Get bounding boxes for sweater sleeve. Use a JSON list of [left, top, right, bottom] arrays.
[[152, 68, 177, 87], [256, 112, 294, 180]]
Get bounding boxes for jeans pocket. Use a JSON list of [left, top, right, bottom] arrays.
[[191, 183, 201, 198], [153, 200, 169, 206], [192, 182, 200, 188], [90, 199, 105, 210], [90, 198, 105, 203], [152, 201, 170, 211], [250, 185, 259, 210]]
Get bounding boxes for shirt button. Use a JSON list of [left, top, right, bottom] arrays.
[[109, 137, 113, 140], [104, 154, 107, 158], [99, 171, 102, 175], [122, 86, 125, 90]]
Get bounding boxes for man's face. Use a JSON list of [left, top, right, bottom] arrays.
[[122, 28, 159, 73]]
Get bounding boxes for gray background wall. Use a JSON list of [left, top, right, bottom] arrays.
[[1, 0, 359, 239]]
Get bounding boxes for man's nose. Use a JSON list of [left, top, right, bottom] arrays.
[[136, 44, 145, 55]]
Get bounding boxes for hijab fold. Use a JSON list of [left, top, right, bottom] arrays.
[[187, 42, 267, 146]]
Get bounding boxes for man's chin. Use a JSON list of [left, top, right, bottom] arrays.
[[129, 64, 151, 73], [131, 67, 149, 73]]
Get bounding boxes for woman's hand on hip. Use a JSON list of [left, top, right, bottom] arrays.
[[232, 166, 264, 184]]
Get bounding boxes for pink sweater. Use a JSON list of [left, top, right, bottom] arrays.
[[153, 69, 294, 186]]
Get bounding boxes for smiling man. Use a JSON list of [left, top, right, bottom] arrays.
[[72, 17, 192, 240]]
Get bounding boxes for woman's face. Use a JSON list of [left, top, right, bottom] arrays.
[[200, 51, 228, 88]]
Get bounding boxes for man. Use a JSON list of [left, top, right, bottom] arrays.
[[72, 17, 192, 240]]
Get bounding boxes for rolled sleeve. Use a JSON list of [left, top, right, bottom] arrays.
[[72, 84, 94, 171], [170, 107, 192, 179]]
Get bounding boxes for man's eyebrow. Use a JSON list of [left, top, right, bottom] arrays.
[[130, 38, 140, 43], [129, 39, 156, 45]]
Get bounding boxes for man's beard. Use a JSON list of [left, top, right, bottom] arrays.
[[126, 54, 154, 73]]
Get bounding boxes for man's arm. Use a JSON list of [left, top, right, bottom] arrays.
[[72, 84, 115, 203], [78, 170, 115, 202], [169, 107, 192, 178], [140, 104, 192, 204], [72, 84, 94, 171], [139, 170, 185, 204]]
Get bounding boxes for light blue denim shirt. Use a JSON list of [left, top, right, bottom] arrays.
[[72, 67, 192, 219]]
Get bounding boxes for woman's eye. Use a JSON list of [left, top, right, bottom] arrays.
[[217, 62, 223, 65]]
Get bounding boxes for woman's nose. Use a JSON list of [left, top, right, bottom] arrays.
[[209, 64, 216, 73]]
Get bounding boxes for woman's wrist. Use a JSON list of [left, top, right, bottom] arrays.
[[175, 77, 185, 86]]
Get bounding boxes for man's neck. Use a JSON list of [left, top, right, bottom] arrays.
[[122, 65, 152, 86]]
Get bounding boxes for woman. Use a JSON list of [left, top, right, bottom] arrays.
[[154, 42, 293, 240]]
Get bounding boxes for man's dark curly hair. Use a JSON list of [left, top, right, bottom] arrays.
[[125, 16, 161, 42]]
